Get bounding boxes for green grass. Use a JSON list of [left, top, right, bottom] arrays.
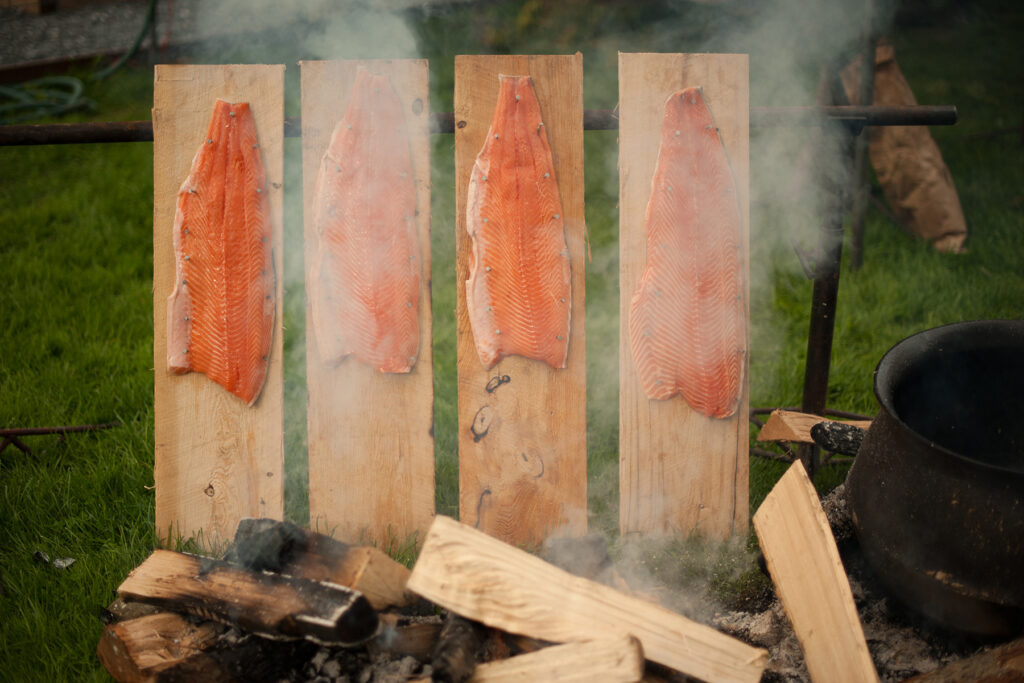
[[3, 0, 1023, 678]]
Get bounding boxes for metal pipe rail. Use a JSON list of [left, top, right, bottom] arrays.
[[0, 105, 956, 146]]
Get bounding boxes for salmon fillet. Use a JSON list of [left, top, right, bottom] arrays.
[[466, 74, 571, 370], [167, 99, 275, 406], [628, 87, 745, 418], [310, 69, 420, 373]]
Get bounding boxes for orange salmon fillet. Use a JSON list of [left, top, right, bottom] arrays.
[[466, 74, 571, 370], [167, 99, 275, 406], [628, 87, 745, 418], [310, 69, 420, 373]]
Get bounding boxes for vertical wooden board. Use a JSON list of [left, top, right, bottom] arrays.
[[153, 65, 285, 546], [300, 60, 434, 545], [454, 54, 587, 546], [753, 462, 878, 682], [618, 53, 750, 539]]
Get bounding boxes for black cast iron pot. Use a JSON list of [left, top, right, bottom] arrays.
[[845, 320, 1024, 637]]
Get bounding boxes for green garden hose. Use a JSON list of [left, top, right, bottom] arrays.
[[0, 0, 157, 125]]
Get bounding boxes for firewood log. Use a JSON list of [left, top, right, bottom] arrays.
[[117, 549, 378, 645], [224, 517, 415, 609], [96, 611, 318, 683], [406, 516, 767, 683], [753, 461, 878, 682]]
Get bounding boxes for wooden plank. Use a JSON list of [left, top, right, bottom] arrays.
[[300, 60, 434, 546], [118, 549, 379, 646], [756, 409, 872, 444], [407, 516, 768, 683], [753, 462, 878, 683], [153, 65, 285, 546], [618, 53, 750, 539], [469, 636, 645, 682], [454, 54, 587, 546]]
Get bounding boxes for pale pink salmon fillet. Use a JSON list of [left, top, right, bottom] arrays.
[[628, 87, 745, 418], [310, 69, 420, 373], [466, 74, 571, 370], [167, 100, 275, 406]]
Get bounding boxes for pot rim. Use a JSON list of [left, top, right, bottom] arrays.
[[872, 318, 1024, 476]]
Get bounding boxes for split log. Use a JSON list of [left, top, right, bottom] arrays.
[[904, 635, 1024, 682], [406, 516, 767, 683], [469, 636, 644, 682], [756, 409, 871, 444], [98, 611, 319, 683], [97, 612, 222, 682], [117, 549, 378, 645], [224, 517, 414, 609], [753, 462, 878, 682]]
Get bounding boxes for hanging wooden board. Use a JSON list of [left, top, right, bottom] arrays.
[[454, 54, 587, 546], [618, 53, 750, 539], [300, 60, 434, 545], [152, 65, 285, 546]]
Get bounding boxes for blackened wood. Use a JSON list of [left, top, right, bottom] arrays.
[[810, 420, 866, 457], [117, 549, 378, 645], [431, 614, 487, 683], [224, 517, 414, 609], [155, 635, 318, 683], [371, 613, 444, 660]]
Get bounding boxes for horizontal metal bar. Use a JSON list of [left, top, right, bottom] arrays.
[[755, 105, 958, 127], [0, 421, 121, 437], [0, 105, 957, 147]]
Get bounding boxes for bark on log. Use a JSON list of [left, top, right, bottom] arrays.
[[406, 516, 767, 683], [117, 549, 378, 645], [468, 636, 644, 682], [224, 517, 414, 610]]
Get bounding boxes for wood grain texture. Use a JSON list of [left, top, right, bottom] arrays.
[[407, 516, 767, 683], [96, 612, 221, 683], [753, 462, 879, 683], [469, 636, 645, 682], [300, 60, 434, 546], [454, 54, 587, 546], [618, 53, 749, 539], [153, 65, 284, 546]]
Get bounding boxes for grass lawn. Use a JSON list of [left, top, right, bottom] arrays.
[[1, 0, 1022, 679]]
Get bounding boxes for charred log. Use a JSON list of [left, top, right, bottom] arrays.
[[117, 549, 378, 646]]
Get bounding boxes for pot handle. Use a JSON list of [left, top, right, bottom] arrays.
[[810, 421, 867, 457]]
